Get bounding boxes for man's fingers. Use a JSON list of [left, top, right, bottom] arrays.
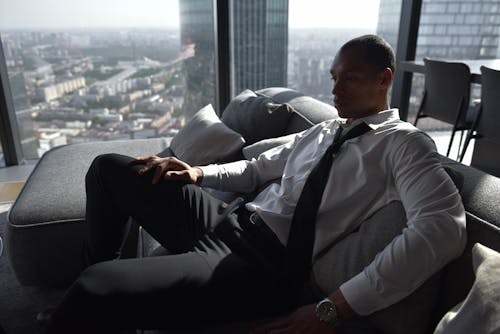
[[151, 165, 164, 184], [164, 170, 194, 183], [164, 170, 189, 182], [130, 155, 154, 167], [133, 155, 153, 162], [165, 159, 189, 171]]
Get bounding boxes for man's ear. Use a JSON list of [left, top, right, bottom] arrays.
[[379, 67, 393, 88]]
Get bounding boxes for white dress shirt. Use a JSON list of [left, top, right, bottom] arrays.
[[199, 109, 466, 315]]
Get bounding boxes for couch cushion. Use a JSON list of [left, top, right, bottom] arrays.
[[170, 104, 245, 166], [242, 131, 306, 160], [429, 157, 500, 331], [439, 156, 500, 228], [434, 243, 500, 334], [221, 89, 294, 145], [256, 87, 338, 133], [6, 138, 170, 287], [313, 201, 440, 334]]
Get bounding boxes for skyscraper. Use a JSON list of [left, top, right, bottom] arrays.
[[179, 0, 289, 115], [376, 0, 402, 54], [377, 0, 500, 60], [230, 0, 288, 95]]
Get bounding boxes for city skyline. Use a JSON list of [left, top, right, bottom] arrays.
[[0, 0, 381, 30]]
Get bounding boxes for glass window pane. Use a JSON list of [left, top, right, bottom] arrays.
[[229, 0, 289, 97], [0, 146, 5, 167], [409, 0, 500, 125], [288, 0, 402, 104], [0, 0, 216, 160], [406, 0, 499, 160]]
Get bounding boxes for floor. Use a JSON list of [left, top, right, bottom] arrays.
[[0, 164, 34, 184], [0, 184, 24, 204], [0, 203, 44, 334]]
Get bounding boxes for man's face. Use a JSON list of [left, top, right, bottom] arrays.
[[330, 46, 387, 119]]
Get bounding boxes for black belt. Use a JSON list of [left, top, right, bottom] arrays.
[[236, 207, 286, 260]]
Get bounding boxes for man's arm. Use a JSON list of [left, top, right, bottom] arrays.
[[198, 129, 310, 193], [252, 132, 466, 334], [339, 131, 467, 315]]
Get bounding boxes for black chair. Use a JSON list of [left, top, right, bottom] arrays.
[[460, 66, 500, 177], [414, 58, 474, 159]]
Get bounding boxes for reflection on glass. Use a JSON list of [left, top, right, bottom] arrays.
[[179, 0, 215, 117], [0, 145, 5, 168], [0, 0, 216, 160]]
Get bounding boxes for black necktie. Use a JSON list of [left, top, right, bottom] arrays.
[[283, 121, 372, 292]]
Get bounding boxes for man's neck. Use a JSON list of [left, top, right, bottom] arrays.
[[346, 103, 390, 126]]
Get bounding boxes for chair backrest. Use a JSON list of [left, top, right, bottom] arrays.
[[422, 58, 471, 128], [477, 66, 500, 141], [469, 66, 500, 178]]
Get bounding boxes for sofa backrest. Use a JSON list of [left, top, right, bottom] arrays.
[[256, 87, 338, 133], [428, 156, 500, 332]]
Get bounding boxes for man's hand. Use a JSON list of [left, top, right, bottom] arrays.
[[250, 304, 335, 334], [131, 155, 203, 185]]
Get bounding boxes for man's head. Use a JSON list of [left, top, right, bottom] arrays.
[[330, 34, 395, 121]]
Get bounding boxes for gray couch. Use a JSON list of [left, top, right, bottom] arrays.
[[5, 87, 500, 333]]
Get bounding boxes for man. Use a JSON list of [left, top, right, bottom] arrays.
[[43, 35, 466, 334]]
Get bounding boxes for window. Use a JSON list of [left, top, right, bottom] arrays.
[[0, 0, 216, 160], [0, 146, 4, 167], [407, 0, 500, 128], [229, 0, 289, 97], [288, 0, 402, 104]]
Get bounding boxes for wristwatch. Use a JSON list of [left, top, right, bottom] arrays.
[[316, 297, 339, 327]]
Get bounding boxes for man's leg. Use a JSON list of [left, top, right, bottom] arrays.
[[83, 152, 228, 265], [44, 153, 291, 333], [45, 229, 290, 333]]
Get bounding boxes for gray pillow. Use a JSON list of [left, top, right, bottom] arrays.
[[221, 89, 294, 145], [242, 131, 306, 160], [170, 104, 245, 166], [433, 243, 500, 334], [312, 201, 441, 334]]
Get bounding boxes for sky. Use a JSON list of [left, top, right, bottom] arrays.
[[0, 0, 380, 30]]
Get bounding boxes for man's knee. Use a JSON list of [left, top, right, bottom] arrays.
[[85, 153, 128, 183], [76, 260, 124, 298]]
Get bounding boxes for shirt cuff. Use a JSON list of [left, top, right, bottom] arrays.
[[339, 270, 381, 316], [197, 164, 220, 189]]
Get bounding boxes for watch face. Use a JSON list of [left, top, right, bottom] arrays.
[[317, 299, 337, 324]]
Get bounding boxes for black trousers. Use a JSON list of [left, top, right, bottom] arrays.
[[45, 153, 314, 333]]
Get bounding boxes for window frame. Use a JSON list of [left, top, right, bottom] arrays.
[[0, 0, 421, 166]]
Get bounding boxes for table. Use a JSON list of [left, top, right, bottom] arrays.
[[399, 59, 500, 84]]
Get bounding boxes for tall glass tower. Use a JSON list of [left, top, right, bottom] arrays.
[[230, 0, 288, 96], [179, 0, 289, 114]]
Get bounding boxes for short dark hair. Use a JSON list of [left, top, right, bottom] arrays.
[[339, 35, 396, 73]]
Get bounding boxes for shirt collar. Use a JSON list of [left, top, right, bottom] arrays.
[[339, 108, 400, 131]]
